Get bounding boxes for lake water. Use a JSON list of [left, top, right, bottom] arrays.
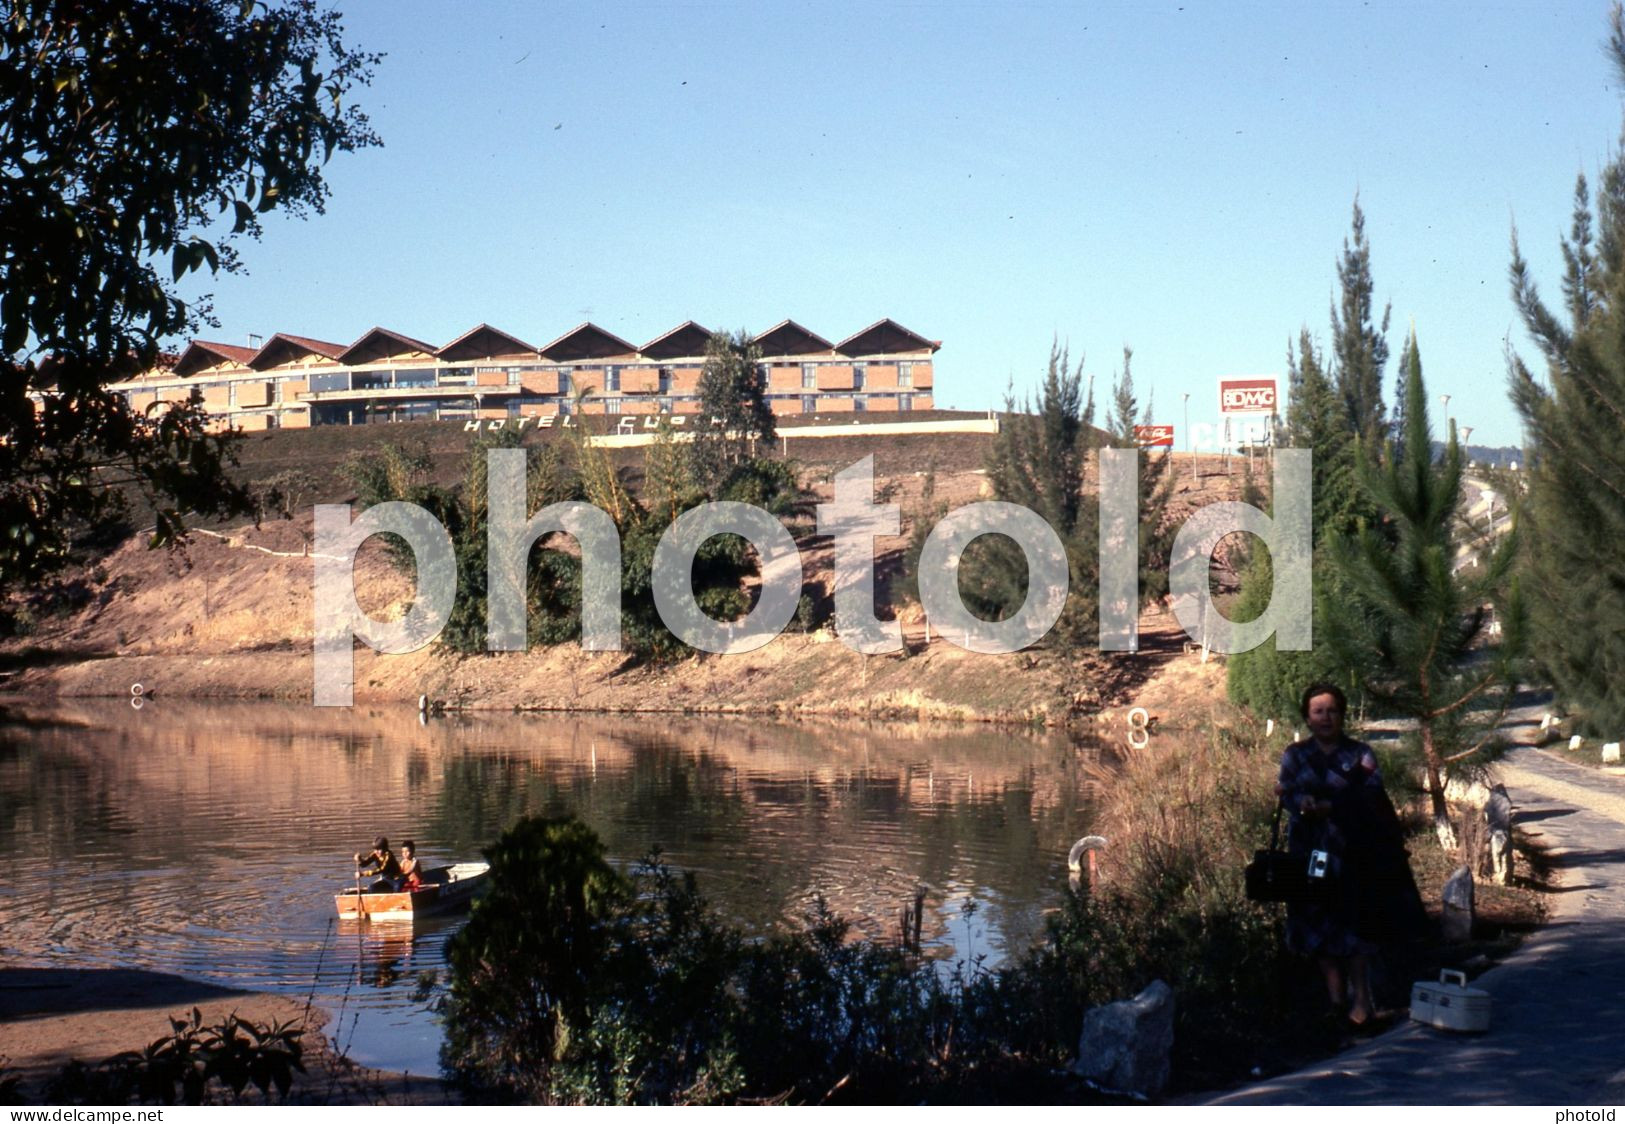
[[0, 699, 1105, 1077]]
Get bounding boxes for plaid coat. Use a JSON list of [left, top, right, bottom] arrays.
[[1275, 736, 1384, 958]]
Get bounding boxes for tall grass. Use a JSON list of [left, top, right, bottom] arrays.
[[1068, 723, 1335, 1088]]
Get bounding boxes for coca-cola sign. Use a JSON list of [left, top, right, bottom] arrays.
[[1133, 424, 1174, 447]]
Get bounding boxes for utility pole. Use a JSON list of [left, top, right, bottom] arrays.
[[1182, 392, 1191, 483]]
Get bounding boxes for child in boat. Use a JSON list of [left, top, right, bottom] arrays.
[[355, 836, 402, 892], [399, 840, 424, 891]]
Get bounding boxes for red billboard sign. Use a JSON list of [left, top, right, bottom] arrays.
[[1219, 377, 1278, 414], [1134, 424, 1174, 447]]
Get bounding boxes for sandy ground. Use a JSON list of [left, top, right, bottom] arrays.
[[0, 966, 450, 1105]]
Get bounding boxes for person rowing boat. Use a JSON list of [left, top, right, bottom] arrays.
[[354, 835, 403, 892]]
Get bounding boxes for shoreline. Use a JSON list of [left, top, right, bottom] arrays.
[[0, 639, 1151, 727], [0, 600, 1214, 726], [0, 965, 450, 1105]]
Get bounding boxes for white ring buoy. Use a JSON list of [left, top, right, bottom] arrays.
[[131, 683, 144, 697], [1067, 835, 1108, 871], [130, 696, 144, 710]]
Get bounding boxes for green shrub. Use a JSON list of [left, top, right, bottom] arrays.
[[441, 816, 628, 1100]]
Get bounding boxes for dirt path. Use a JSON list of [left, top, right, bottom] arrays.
[[1208, 740, 1625, 1105]]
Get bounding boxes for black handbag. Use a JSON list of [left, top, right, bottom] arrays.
[[1245, 803, 1325, 904]]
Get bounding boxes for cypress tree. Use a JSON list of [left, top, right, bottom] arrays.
[[1105, 347, 1175, 605], [1332, 199, 1392, 450], [1227, 206, 1391, 720], [1287, 330, 1367, 544], [1109, 345, 1139, 442]]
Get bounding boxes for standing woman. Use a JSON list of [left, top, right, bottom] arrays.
[[1275, 682, 1424, 1026]]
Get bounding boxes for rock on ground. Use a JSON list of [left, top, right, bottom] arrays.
[[1073, 978, 1175, 1098]]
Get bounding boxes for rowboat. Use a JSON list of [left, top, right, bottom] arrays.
[[334, 861, 490, 921]]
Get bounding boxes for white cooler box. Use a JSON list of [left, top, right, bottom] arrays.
[[1410, 969, 1492, 1032]]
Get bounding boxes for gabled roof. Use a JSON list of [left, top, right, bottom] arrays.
[[339, 327, 441, 366], [835, 318, 940, 357], [173, 340, 259, 377], [248, 333, 346, 370], [639, 320, 713, 360], [752, 319, 833, 356], [539, 322, 640, 363], [436, 324, 539, 363]]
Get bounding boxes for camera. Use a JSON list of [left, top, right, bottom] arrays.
[[1308, 850, 1330, 879]]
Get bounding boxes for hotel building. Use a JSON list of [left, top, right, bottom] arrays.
[[110, 318, 938, 431]]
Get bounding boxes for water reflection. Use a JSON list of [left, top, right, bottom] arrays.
[[0, 700, 1102, 1076]]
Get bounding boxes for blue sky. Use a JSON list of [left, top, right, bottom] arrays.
[[184, 1, 1625, 448]]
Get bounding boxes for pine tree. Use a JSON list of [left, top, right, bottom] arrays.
[[1336, 333, 1522, 843], [1332, 199, 1392, 450], [1508, 97, 1625, 733], [986, 341, 1093, 538], [932, 340, 1172, 645], [962, 342, 1098, 641]]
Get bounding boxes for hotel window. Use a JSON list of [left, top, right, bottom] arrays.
[[801, 363, 816, 389], [605, 366, 620, 392], [802, 395, 816, 413], [898, 362, 912, 387], [899, 394, 913, 411], [605, 398, 621, 414], [659, 368, 672, 393], [853, 363, 866, 390], [854, 397, 866, 412], [658, 398, 673, 413]]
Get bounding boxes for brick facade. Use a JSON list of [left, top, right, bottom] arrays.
[[107, 318, 940, 430]]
